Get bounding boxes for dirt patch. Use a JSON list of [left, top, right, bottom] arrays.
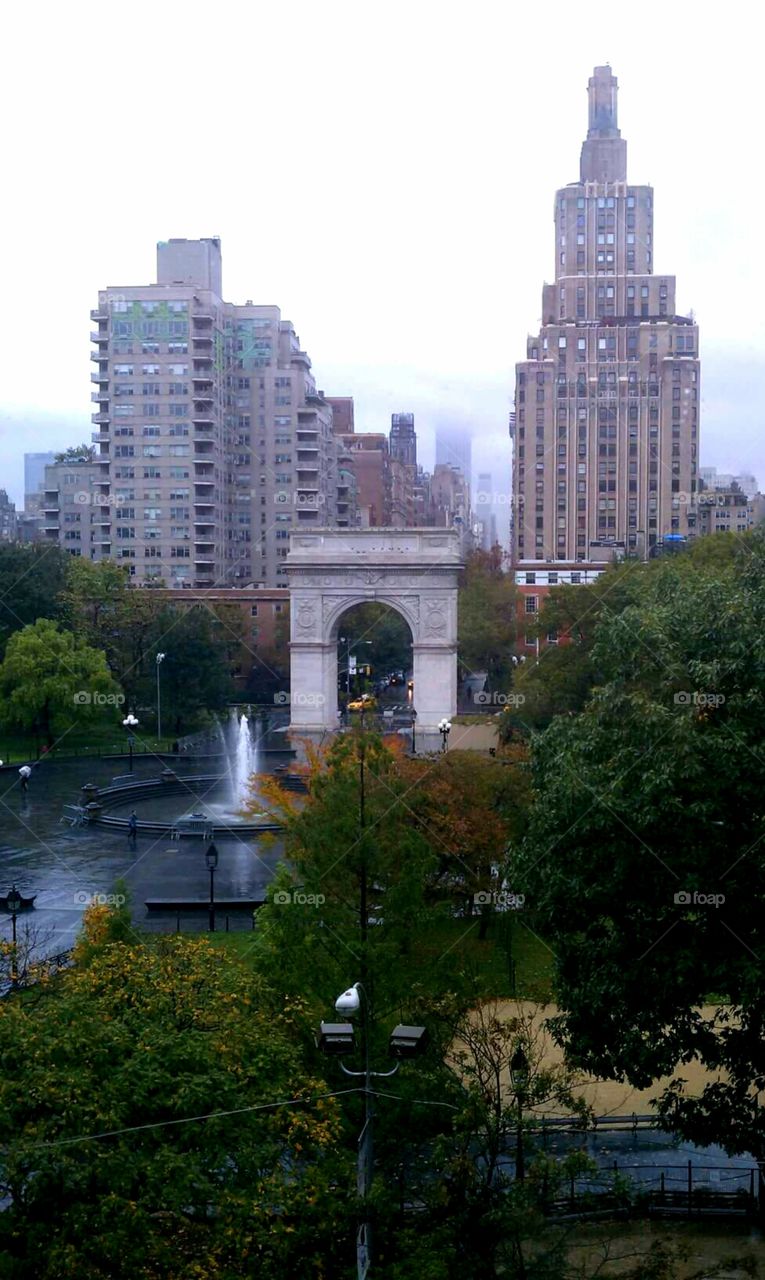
[[563, 1219, 764, 1277]]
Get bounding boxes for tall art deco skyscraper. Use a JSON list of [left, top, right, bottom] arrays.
[[511, 66, 700, 568]]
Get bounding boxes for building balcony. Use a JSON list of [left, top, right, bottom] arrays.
[[193, 313, 214, 325], [192, 413, 215, 426], [91, 432, 110, 443], [90, 308, 107, 322], [90, 370, 109, 384], [192, 357, 213, 370], [90, 331, 108, 345], [192, 335, 213, 349], [91, 413, 110, 425], [194, 503, 215, 514], [194, 480, 215, 491], [91, 392, 110, 405], [291, 349, 312, 369], [194, 518, 216, 528], [297, 445, 319, 454]]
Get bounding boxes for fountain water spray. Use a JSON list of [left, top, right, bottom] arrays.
[[225, 708, 260, 812]]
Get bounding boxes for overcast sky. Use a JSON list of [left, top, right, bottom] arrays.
[[1, 1, 762, 523]]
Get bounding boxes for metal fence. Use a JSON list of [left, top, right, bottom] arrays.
[[537, 1158, 760, 1221]]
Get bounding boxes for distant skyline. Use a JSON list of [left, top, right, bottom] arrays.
[[1, 3, 762, 510]]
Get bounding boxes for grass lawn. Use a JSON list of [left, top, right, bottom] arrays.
[[205, 912, 554, 1002], [0, 725, 182, 764]]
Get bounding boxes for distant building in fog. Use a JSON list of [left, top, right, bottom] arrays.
[[699, 466, 758, 498], [475, 472, 495, 550], [24, 451, 56, 512], [435, 422, 472, 485], [0, 489, 17, 542]]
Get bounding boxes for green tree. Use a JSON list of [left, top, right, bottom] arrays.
[[0, 543, 68, 657], [136, 604, 237, 734], [53, 443, 96, 462], [0, 619, 119, 747], [502, 536, 756, 740], [515, 530, 765, 1162], [63, 565, 240, 732], [500, 561, 643, 738], [458, 548, 517, 689], [252, 732, 456, 1020], [0, 913, 350, 1280], [60, 558, 162, 710]]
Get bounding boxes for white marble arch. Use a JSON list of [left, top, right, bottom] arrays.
[[286, 528, 463, 735]]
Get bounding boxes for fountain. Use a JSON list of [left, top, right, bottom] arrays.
[[228, 709, 260, 812], [171, 709, 262, 828]]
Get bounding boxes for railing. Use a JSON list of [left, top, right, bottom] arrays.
[[537, 1159, 759, 1222]]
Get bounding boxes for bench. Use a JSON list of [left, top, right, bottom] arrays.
[[169, 815, 214, 840], [61, 804, 89, 828]]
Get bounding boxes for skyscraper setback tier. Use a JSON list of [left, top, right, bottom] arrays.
[[511, 66, 699, 566]]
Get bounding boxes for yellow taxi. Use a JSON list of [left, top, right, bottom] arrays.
[[347, 693, 377, 712]]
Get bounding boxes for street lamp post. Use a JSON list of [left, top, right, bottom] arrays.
[[122, 713, 139, 773], [155, 652, 166, 742], [410, 707, 417, 755], [317, 983, 429, 1279], [205, 842, 218, 932], [510, 1045, 529, 1182], [6, 885, 22, 989], [438, 717, 452, 753], [339, 637, 373, 697]]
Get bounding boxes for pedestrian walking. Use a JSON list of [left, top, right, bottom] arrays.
[[128, 810, 138, 846], [19, 765, 31, 794]]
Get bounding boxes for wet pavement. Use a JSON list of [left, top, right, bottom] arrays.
[[0, 755, 285, 952]]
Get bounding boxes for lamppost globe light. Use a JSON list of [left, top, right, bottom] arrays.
[[156, 652, 166, 664], [335, 984, 361, 1016]]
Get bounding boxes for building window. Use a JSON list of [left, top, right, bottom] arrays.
[[524, 596, 538, 614]]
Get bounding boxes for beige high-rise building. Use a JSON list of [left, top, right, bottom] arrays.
[[511, 67, 700, 570], [40, 454, 103, 558], [91, 238, 351, 588]]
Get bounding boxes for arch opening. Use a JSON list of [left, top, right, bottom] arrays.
[[332, 601, 414, 718]]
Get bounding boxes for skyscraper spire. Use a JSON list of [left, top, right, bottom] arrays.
[[512, 67, 700, 577], [587, 64, 620, 137], [580, 65, 627, 184]]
